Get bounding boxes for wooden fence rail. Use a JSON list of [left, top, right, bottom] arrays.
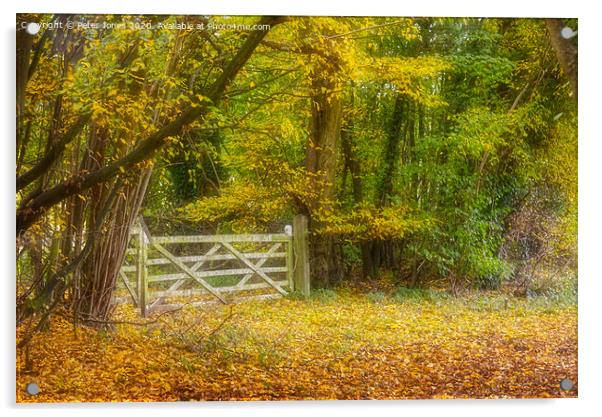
[[117, 214, 310, 316]]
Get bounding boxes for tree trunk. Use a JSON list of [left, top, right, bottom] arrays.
[[340, 88, 376, 280], [76, 170, 151, 320], [545, 19, 578, 101], [364, 94, 406, 277], [379, 94, 405, 204], [305, 60, 344, 287], [16, 21, 33, 142]]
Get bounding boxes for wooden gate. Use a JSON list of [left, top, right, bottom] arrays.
[[117, 216, 310, 315]]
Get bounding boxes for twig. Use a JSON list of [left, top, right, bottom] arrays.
[[161, 305, 236, 353], [75, 301, 192, 327], [205, 305, 235, 339]]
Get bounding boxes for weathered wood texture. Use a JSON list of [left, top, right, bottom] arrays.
[[152, 234, 290, 244], [136, 222, 148, 317], [293, 214, 311, 297], [152, 242, 228, 304]]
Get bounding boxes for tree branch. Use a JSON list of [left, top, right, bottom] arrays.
[[16, 16, 284, 236], [16, 113, 92, 192]]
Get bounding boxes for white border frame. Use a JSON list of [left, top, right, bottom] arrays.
[[3, 1, 599, 416]]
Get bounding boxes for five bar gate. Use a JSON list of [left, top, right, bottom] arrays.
[[117, 215, 310, 316]]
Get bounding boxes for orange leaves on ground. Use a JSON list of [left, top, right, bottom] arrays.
[[16, 291, 577, 402]]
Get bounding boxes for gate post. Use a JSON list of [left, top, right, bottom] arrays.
[[136, 217, 148, 317], [292, 214, 310, 297], [285, 225, 294, 291]]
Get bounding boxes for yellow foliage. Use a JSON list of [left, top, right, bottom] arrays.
[[180, 181, 290, 231], [316, 204, 432, 241]]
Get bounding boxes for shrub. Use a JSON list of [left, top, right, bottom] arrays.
[[528, 271, 577, 304], [473, 257, 514, 290]]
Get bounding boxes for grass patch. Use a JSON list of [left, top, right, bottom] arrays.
[[310, 288, 338, 302], [366, 291, 387, 303], [393, 287, 448, 303]]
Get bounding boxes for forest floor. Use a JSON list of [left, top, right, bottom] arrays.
[[16, 287, 577, 402]]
